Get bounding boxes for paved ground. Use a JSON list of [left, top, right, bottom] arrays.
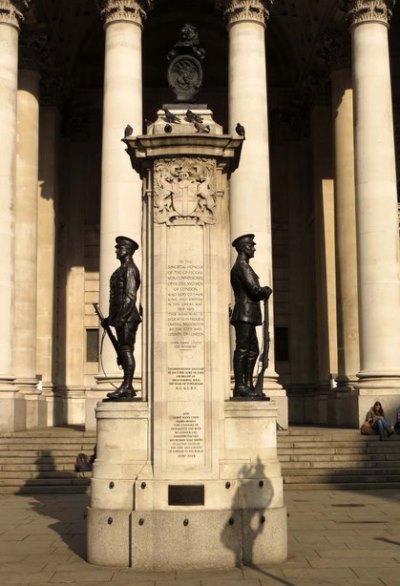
[[1, 489, 400, 586]]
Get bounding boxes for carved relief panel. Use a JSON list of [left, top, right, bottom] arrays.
[[153, 157, 217, 226]]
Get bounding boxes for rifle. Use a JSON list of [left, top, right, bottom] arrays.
[[254, 297, 270, 396], [93, 303, 121, 365]]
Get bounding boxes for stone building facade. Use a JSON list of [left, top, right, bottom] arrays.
[[0, 0, 399, 431]]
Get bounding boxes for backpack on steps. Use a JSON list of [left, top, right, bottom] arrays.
[[75, 452, 92, 475]]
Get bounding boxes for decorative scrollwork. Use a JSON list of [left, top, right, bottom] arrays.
[[98, 0, 153, 27], [153, 158, 217, 226], [0, 0, 30, 29], [216, 0, 273, 26], [343, 0, 395, 27]]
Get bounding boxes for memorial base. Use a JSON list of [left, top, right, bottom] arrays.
[[87, 506, 287, 569]]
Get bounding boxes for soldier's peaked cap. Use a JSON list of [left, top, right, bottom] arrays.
[[232, 233, 255, 248], [115, 235, 139, 250]]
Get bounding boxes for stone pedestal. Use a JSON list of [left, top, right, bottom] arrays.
[[87, 106, 287, 569]]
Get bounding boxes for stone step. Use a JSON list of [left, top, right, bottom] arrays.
[[278, 440, 400, 449], [283, 481, 400, 491], [0, 427, 96, 441], [0, 470, 92, 479], [0, 485, 90, 494], [282, 467, 400, 477], [280, 459, 400, 469], [0, 449, 95, 457], [0, 463, 80, 472], [277, 426, 400, 489], [279, 452, 400, 462], [0, 457, 79, 465], [0, 477, 90, 487]]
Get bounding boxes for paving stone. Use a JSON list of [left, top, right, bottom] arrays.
[[49, 570, 115, 582]]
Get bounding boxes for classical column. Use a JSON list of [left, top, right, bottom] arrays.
[[0, 1, 30, 430], [310, 104, 338, 392], [37, 76, 62, 420], [345, 1, 400, 409], [218, 0, 286, 415], [330, 67, 360, 391], [319, 30, 360, 392], [94, 1, 152, 398], [14, 31, 43, 407]]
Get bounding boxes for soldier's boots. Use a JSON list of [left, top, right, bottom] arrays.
[[107, 351, 136, 399]]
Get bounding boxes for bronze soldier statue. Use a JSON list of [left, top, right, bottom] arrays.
[[230, 234, 272, 398], [104, 236, 141, 400]]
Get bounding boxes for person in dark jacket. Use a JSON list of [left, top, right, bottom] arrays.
[[104, 236, 141, 399], [230, 234, 272, 397]]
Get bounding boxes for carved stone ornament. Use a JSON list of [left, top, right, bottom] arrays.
[[344, 0, 395, 26], [153, 158, 217, 226], [167, 24, 205, 102], [216, 0, 273, 26], [0, 0, 30, 28], [98, 0, 153, 26]]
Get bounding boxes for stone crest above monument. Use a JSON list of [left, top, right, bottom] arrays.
[[167, 23, 205, 102]]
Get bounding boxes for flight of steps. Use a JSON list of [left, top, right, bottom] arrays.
[[2, 425, 400, 494], [0, 427, 96, 494], [278, 426, 400, 490]]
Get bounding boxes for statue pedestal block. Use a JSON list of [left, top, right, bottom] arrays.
[[87, 400, 286, 569], [87, 106, 287, 569]]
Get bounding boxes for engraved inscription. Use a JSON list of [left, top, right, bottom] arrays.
[[168, 411, 204, 461], [168, 367, 204, 392], [167, 261, 204, 352]]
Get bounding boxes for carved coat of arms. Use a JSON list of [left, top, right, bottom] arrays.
[[153, 158, 217, 225]]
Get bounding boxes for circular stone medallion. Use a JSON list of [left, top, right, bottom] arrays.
[[167, 55, 203, 102]]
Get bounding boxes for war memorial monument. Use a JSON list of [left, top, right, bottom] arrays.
[[87, 26, 287, 570]]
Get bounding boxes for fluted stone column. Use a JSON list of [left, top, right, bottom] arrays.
[[218, 0, 286, 423], [345, 0, 400, 420], [0, 1, 30, 431], [331, 68, 360, 392], [90, 1, 152, 412]]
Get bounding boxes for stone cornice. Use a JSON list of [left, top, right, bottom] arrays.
[[343, 0, 395, 27], [216, 0, 273, 27], [0, 0, 30, 29], [98, 0, 153, 27]]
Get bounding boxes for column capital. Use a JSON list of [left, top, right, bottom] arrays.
[[0, 0, 31, 29], [98, 0, 153, 28], [216, 0, 273, 27], [343, 0, 396, 27]]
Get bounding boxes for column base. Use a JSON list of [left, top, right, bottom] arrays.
[[355, 375, 400, 427], [87, 506, 287, 569]]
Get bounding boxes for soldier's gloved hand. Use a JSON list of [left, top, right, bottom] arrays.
[[101, 316, 110, 328], [262, 286, 272, 299]]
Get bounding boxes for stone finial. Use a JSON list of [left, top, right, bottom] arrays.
[[216, 0, 273, 27], [343, 0, 396, 27], [0, 0, 31, 29], [98, 0, 153, 27]]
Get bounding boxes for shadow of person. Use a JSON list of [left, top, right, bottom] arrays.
[[221, 457, 273, 566], [16, 449, 90, 560]]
